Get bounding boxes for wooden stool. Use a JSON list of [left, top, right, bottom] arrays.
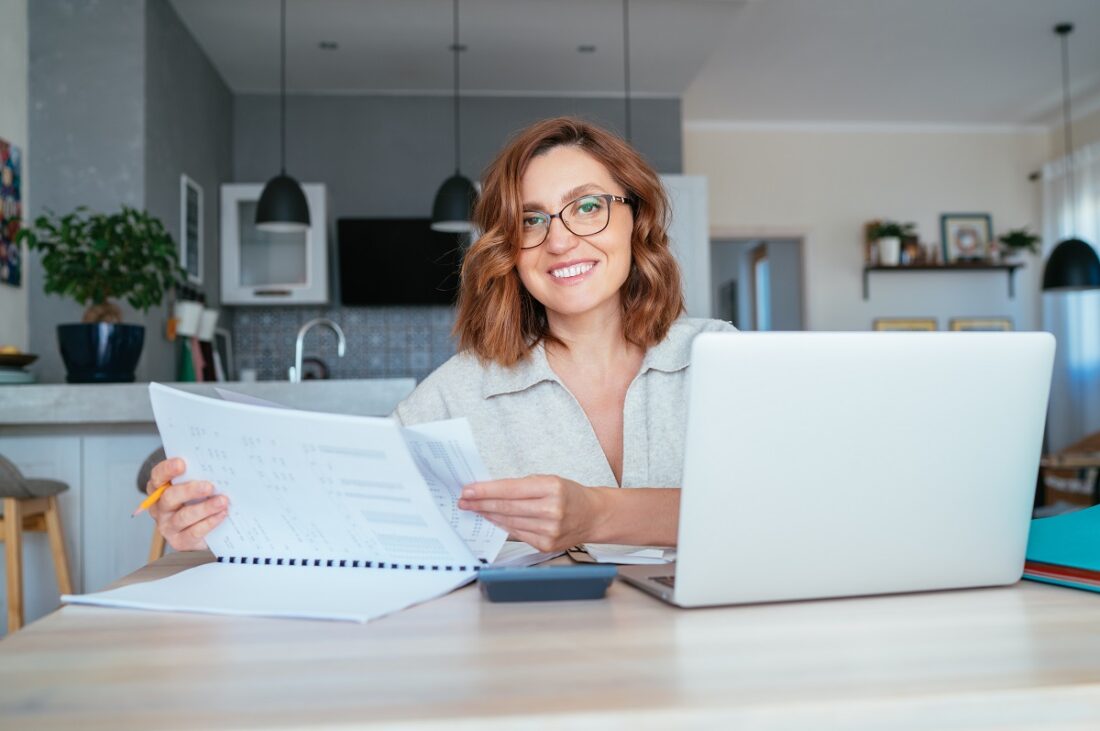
[[0, 455, 74, 634], [137, 447, 168, 563]]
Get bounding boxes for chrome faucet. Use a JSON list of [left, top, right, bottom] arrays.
[[289, 318, 346, 382]]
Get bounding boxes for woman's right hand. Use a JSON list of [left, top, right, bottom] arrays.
[[146, 457, 229, 551]]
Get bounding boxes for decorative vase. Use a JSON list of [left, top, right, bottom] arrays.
[[877, 237, 901, 266], [57, 323, 145, 383]]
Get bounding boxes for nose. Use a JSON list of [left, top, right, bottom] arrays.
[[543, 215, 580, 255]]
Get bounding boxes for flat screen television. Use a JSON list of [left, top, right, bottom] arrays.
[[337, 218, 463, 306]]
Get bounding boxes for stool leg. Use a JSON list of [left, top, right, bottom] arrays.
[[149, 528, 167, 564], [3, 498, 24, 633], [44, 496, 73, 596]]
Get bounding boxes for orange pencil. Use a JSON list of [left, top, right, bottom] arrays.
[[132, 482, 170, 517]]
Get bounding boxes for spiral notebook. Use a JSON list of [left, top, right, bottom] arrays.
[[62, 384, 508, 622]]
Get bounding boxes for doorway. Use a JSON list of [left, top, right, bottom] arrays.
[[710, 238, 805, 331]]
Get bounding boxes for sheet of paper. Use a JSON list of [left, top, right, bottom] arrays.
[[583, 543, 676, 565], [401, 420, 507, 562], [63, 562, 475, 623], [150, 383, 480, 570], [213, 387, 288, 409], [490, 541, 564, 568]]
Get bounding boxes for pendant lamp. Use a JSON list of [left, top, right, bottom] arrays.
[[431, 0, 477, 233], [1042, 23, 1100, 291], [256, 0, 310, 233]]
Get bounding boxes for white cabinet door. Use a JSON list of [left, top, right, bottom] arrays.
[[82, 433, 164, 593], [0, 435, 82, 635], [661, 175, 712, 319]]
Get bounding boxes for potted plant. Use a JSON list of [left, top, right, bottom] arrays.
[[17, 206, 184, 383], [997, 227, 1041, 263], [868, 220, 917, 266]]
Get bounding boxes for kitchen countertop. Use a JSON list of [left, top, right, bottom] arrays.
[[0, 379, 417, 426]]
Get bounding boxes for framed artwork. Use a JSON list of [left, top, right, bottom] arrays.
[[873, 318, 937, 331], [0, 138, 22, 288], [180, 174, 203, 284], [941, 213, 992, 263], [949, 317, 1013, 332]]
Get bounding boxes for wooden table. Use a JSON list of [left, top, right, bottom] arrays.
[[3, 551, 1100, 730]]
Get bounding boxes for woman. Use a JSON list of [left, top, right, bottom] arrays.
[[147, 116, 734, 554]]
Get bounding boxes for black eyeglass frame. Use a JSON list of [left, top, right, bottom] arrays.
[[520, 193, 635, 249]]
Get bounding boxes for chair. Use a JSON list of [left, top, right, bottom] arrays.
[[0, 455, 74, 633], [1038, 430, 1100, 509], [137, 447, 168, 563]]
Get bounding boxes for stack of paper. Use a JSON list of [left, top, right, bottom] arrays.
[[1023, 504, 1100, 593], [581, 543, 676, 565], [63, 384, 508, 623]]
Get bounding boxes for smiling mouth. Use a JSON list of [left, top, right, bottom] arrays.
[[550, 262, 596, 279]]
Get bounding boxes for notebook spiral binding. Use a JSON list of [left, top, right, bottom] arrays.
[[215, 555, 486, 572]]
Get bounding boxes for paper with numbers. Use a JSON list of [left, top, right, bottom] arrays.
[[152, 383, 505, 567]]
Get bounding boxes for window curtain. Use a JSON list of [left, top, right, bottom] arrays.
[[1042, 140, 1100, 453]]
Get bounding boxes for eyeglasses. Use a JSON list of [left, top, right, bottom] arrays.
[[520, 193, 634, 249]]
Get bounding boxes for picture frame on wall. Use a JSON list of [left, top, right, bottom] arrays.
[[949, 317, 1013, 332], [940, 213, 992, 263], [180, 174, 203, 285], [872, 318, 937, 331], [0, 138, 22, 288]]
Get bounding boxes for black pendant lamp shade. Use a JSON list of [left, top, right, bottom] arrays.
[[431, 0, 476, 233], [432, 173, 478, 233], [1042, 23, 1099, 292], [256, 0, 310, 233]]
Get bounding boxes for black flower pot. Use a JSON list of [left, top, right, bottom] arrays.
[[57, 323, 145, 383]]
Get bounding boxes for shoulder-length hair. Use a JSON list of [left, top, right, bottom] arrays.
[[453, 116, 684, 366]]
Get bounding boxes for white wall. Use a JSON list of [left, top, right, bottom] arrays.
[[0, 0, 28, 351], [685, 125, 1050, 332]]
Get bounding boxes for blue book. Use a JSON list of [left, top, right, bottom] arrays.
[[1023, 504, 1100, 593]]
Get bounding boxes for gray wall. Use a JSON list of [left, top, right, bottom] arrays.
[[145, 0, 233, 308], [29, 0, 147, 383], [233, 94, 682, 219], [28, 0, 232, 383]]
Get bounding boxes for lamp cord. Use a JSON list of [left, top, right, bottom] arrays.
[[1059, 25, 1077, 236], [623, 0, 631, 143], [280, 0, 287, 175], [453, 0, 461, 175]]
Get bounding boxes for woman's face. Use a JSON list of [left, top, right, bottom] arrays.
[[515, 145, 633, 324]]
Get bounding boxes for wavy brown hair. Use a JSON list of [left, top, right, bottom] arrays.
[[453, 117, 684, 366]]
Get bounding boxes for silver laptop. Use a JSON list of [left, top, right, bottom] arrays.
[[620, 332, 1055, 607]]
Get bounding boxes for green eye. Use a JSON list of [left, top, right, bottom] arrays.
[[573, 196, 604, 217], [522, 213, 548, 229]]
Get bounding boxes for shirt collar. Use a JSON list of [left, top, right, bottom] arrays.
[[480, 317, 696, 399]]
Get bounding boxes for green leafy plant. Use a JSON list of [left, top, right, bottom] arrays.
[[17, 206, 184, 323], [869, 220, 918, 239], [998, 227, 1041, 255]]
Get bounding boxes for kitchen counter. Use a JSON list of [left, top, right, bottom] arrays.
[[0, 378, 416, 426]]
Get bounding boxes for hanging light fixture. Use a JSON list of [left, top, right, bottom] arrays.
[[431, 0, 477, 233], [1042, 23, 1100, 291], [256, 0, 310, 233]]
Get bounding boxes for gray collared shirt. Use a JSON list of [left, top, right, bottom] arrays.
[[393, 317, 736, 488]]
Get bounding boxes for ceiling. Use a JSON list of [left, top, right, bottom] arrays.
[[170, 0, 1100, 128]]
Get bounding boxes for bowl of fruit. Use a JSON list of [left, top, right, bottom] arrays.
[[0, 345, 37, 368]]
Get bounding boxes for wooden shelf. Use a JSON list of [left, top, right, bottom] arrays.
[[862, 262, 1024, 300]]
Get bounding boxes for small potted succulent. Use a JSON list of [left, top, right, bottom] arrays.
[[997, 228, 1041, 263], [869, 220, 918, 266], [17, 206, 184, 382]]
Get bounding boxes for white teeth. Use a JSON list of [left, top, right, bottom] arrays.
[[551, 262, 595, 279]]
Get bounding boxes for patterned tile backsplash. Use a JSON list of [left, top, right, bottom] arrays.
[[229, 305, 457, 383]]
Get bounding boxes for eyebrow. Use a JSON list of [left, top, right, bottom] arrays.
[[522, 183, 604, 211]]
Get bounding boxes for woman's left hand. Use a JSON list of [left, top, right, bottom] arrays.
[[458, 475, 607, 553]]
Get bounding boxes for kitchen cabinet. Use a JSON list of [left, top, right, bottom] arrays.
[[220, 183, 330, 305]]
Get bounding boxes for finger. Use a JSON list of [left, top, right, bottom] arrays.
[[159, 480, 215, 512], [170, 510, 226, 551], [461, 476, 554, 501], [149, 458, 186, 491], [458, 497, 549, 517], [474, 512, 553, 535], [504, 528, 561, 554], [170, 495, 229, 535]]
